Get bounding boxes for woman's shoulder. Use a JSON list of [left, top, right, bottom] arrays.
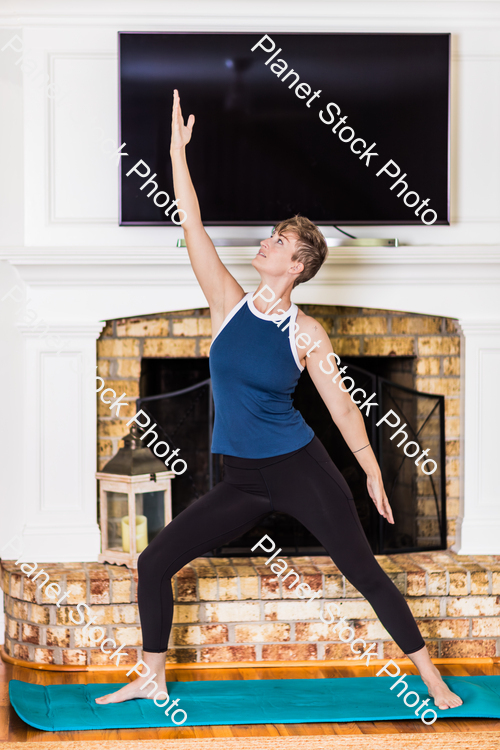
[[295, 308, 329, 338]]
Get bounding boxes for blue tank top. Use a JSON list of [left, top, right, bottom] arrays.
[[209, 293, 315, 457]]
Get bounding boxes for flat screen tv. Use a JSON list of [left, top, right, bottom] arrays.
[[119, 32, 450, 226]]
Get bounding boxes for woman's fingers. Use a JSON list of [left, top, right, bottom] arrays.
[[170, 89, 194, 147], [174, 90, 185, 123], [369, 480, 395, 524], [373, 490, 394, 523], [381, 495, 394, 524], [172, 90, 181, 122]]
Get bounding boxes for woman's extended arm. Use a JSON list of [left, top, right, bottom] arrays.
[[298, 314, 394, 524], [170, 89, 244, 324]]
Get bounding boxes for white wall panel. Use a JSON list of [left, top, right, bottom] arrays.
[[40, 352, 82, 511], [477, 348, 500, 507], [19, 323, 103, 561], [458, 58, 500, 220], [0, 28, 24, 246], [52, 55, 117, 221], [457, 324, 500, 554]]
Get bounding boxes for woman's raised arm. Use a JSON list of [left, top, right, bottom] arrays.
[[170, 89, 244, 323]]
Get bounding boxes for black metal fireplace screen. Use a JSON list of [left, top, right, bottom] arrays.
[[137, 360, 446, 556]]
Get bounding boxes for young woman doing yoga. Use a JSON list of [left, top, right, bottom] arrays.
[[97, 90, 462, 711]]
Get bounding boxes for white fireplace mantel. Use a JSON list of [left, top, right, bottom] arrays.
[[4, 244, 500, 321], [1, 244, 500, 560]]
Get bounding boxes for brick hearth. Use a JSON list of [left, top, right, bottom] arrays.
[[2, 551, 500, 667]]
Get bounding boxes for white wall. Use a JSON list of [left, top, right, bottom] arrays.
[[0, 26, 23, 245], [0, 0, 499, 249]]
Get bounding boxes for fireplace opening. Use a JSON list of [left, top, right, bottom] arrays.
[[139, 355, 446, 556], [139, 357, 217, 516]]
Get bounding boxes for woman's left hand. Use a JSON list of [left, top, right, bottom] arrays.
[[170, 89, 195, 153], [367, 474, 394, 524]]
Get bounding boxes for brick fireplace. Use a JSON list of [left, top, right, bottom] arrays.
[[2, 243, 500, 668], [2, 245, 497, 562], [96, 303, 460, 548]]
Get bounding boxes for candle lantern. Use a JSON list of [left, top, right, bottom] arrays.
[[97, 425, 175, 568]]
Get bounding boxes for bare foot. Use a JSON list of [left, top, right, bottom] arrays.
[[422, 665, 463, 710], [95, 677, 168, 705]]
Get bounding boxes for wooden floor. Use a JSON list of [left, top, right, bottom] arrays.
[[1, 659, 500, 742]]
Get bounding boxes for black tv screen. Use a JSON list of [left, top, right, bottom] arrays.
[[119, 32, 450, 226]]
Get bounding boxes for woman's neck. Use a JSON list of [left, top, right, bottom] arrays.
[[252, 282, 294, 315]]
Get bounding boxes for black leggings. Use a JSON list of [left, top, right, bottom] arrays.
[[137, 436, 425, 655]]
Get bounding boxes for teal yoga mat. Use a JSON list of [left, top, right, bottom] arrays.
[[9, 675, 500, 731]]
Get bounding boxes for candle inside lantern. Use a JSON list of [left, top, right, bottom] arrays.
[[121, 515, 148, 553]]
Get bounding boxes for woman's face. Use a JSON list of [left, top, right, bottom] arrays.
[[251, 230, 303, 282]]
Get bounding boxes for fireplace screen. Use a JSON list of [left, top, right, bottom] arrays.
[[139, 358, 446, 555]]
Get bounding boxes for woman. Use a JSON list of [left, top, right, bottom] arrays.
[[97, 90, 462, 711]]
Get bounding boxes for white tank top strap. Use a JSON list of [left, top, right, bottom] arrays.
[[246, 292, 294, 322], [286, 304, 304, 372]]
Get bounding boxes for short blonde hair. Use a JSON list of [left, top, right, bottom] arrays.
[[273, 215, 328, 288]]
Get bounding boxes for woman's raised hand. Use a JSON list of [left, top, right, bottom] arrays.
[[170, 89, 195, 153]]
